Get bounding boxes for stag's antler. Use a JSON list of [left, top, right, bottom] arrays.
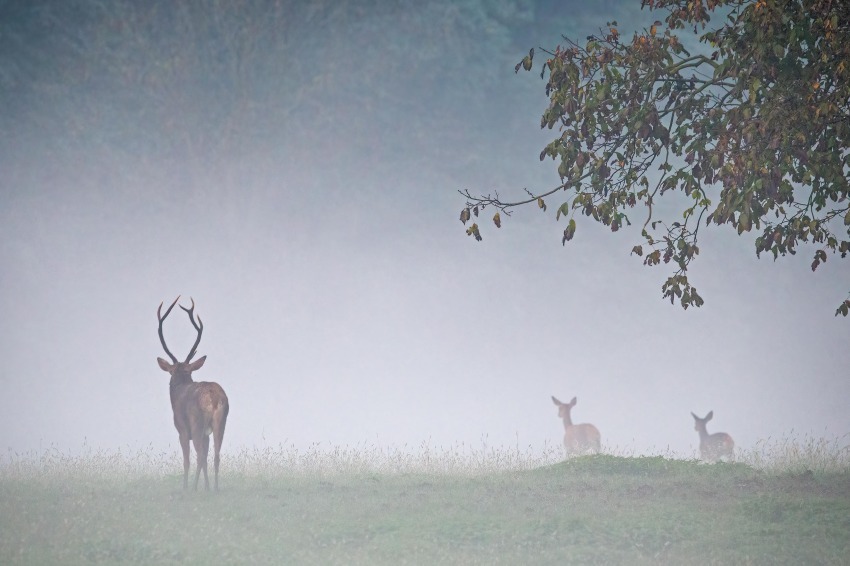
[[180, 297, 204, 362], [157, 296, 181, 364]]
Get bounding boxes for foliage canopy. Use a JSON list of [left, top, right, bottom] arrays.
[[460, 0, 850, 314]]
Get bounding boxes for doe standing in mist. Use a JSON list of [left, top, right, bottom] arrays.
[[691, 411, 734, 463], [551, 396, 601, 456], [157, 296, 230, 491]]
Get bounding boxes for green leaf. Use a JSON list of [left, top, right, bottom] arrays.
[[558, 160, 568, 179], [562, 218, 576, 245], [537, 197, 547, 212], [556, 202, 570, 221], [738, 213, 750, 234]]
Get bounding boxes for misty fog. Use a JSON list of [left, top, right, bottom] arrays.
[[1, 0, 848, 464]]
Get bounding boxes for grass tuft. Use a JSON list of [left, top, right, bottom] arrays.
[[738, 432, 850, 474]]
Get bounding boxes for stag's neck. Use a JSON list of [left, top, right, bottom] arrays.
[[169, 376, 195, 404]]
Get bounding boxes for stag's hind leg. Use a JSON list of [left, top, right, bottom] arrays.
[[212, 436, 223, 491], [212, 404, 228, 491], [179, 433, 191, 490], [193, 435, 210, 491]]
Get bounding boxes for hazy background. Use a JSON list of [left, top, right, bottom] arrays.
[[2, 0, 848, 462]]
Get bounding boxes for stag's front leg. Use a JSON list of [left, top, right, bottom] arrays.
[[179, 433, 191, 490]]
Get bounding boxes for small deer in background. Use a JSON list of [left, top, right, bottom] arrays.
[[551, 396, 601, 456], [691, 411, 735, 462], [157, 296, 229, 491]]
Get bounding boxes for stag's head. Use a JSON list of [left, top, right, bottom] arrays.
[[157, 296, 206, 385]]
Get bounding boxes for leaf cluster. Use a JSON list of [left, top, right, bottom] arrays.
[[461, 0, 850, 313]]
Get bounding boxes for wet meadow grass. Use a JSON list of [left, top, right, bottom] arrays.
[[1, 438, 849, 564]]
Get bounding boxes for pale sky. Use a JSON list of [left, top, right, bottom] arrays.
[[1, 0, 848, 463]]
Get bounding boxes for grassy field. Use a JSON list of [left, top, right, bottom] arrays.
[[1, 440, 849, 565]]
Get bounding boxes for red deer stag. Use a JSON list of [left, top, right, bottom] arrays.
[[157, 296, 229, 491], [691, 411, 735, 462], [551, 396, 601, 456]]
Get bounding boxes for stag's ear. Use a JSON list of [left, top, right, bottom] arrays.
[[188, 355, 206, 372], [157, 357, 173, 372]]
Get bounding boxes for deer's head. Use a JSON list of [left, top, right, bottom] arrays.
[[552, 395, 577, 421], [157, 296, 206, 386]]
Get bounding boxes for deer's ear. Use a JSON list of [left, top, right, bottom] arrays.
[[706, 410, 713, 420], [569, 396, 577, 406], [157, 358, 172, 372], [551, 396, 561, 406], [188, 355, 207, 371], [691, 412, 698, 420]]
